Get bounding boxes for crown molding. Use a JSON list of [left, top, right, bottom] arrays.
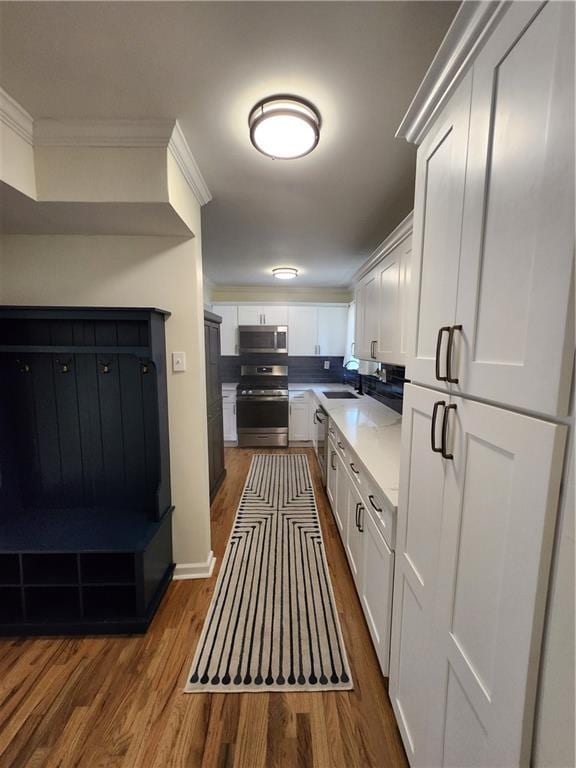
[[34, 118, 175, 147], [0, 87, 34, 145], [168, 121, 212, 206], [352, 210, 414, 286], [396, 0, 510, 145], [34, 117, 212, 206]]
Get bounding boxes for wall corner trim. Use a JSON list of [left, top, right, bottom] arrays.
[[169, 121, 212, 206], [396, 0, 509, 144], [173, 551, 216, 580], [0, 87, 34, 145]]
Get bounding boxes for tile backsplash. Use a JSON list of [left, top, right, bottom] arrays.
[[220, 355, 345, 383]]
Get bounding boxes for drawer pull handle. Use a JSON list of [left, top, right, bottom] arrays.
[[337, 441, 344, 449], [446, 325, 462, 384], [350, 462, 360, 475], [331, 451, 336, 470], [355, 501, 361, 529], [435, 327, 450, 381], [357, 505, 364, 533], [368, 495, 382, 513], [431, 400, 446, 454], [441, 403, 457, 460]]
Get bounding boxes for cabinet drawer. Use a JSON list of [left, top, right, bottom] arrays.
[[289, 391, 308, 401], [330, 422, 348, 459], [345, 445, 396, 551], [361, 479, 395, 551]]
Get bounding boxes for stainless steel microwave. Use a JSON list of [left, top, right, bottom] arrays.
[[238, 325, 288, 354]]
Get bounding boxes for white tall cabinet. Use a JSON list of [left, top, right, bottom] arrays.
[[389, 3, 574, 767]]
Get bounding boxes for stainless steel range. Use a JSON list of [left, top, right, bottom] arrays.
[[236, 365, 289, 447]]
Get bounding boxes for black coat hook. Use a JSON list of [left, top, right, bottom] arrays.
[[98, 360, 111, 374], [16, 359, 30, 374], [56, 358, 71, 373]]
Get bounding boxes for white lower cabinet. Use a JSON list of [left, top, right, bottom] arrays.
[[288, 391, 309, 441], [389, 384, 567, 767], [326, 437, 338, 509], [334, 450, 348, 536], [360, 506, 394, 675], [345, 481, 364, 584], [222, 391, 237, 442], [326, 420, 396, 678]]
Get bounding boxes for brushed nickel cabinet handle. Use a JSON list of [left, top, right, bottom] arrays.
[[350, 462, 360, 475]]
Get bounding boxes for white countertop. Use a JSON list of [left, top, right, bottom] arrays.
[[305, 384, 402, 511], [221, 380, 402, 508]]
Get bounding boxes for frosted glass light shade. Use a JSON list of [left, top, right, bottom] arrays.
[[249, 96, 321, 159]]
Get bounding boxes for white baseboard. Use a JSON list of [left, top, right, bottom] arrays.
[[173, 551, 216, 580]]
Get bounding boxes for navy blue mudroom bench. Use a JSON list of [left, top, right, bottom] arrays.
[[0, 306, 174, 635]]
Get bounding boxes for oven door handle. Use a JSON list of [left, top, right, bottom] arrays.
[[236, 396, 288, 403]]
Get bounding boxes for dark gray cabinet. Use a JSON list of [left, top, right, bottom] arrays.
[[204, 310, 225, 499], [0, 306, 174, 635]]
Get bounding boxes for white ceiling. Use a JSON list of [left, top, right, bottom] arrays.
[[0, 1, 458, 287]]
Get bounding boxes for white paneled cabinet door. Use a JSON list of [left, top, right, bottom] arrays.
[[288, 307, 318, 355], [334, 451, 348, 536], [237, 306, 262, 325], [454, 1, 575, 416], [215, 305, 238, 355], [326, 439, 338, 509], [317, 306, 347, 356], [406, 72, 472, 390], [288, 392, 309, 441], [222, 401, 237, 441], [425, 395, 566, 767], [345, 480, 364, 585], [360, 508, 394, 676], [376, 242, 402, 363], [262, 306, 288, 325], [389, 384, 449, 767], [363, 270, 379, 363]]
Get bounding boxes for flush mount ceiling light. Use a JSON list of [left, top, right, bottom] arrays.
[[249, 95, 321, 159], [272, 267, 298, 280]]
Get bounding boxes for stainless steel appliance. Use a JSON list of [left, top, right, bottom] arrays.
[[313, 405, 329, 486], [236, 365, 289, 447], [238, 325, 288, 354]]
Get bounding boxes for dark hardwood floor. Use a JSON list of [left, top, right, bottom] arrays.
[[0, 447, 408, 767]]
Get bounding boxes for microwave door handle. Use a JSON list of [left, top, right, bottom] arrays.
[[273, 330, 277, 350]]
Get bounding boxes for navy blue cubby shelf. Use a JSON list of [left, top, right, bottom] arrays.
[[0, 307, 175, 635]]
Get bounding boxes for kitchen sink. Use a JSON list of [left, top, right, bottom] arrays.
[[322, 391, 358, 399]]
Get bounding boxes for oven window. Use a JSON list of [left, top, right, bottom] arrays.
[[237, 400, 289, 429]]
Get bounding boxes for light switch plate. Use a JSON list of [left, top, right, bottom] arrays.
[[172, 351, 186, 372], [323, 360, 330, 370]]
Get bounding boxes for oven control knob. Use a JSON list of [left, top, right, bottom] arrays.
[[248, 390, 253, 394]]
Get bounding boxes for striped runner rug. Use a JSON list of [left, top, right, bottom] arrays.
[[185, 453, 353, 692]]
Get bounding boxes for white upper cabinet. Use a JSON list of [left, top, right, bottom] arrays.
[[317, 306, 348, 356], [237, 305, 288, 325], [354, 215, 414, 365], [288, 306, 318, 355], [376, 234, 413, 365], [214, 305, 238, 356], [407, 1, 574, 416], [355, 268, 379, 361], [453, 1, 574, 416], [237, 305, 262, 325], [406, 73, 472, 390], [288, 305, 348, 356]]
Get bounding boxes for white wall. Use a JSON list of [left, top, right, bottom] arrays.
[[0, 234, 212, 570], [211, 285, 353, 303]]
